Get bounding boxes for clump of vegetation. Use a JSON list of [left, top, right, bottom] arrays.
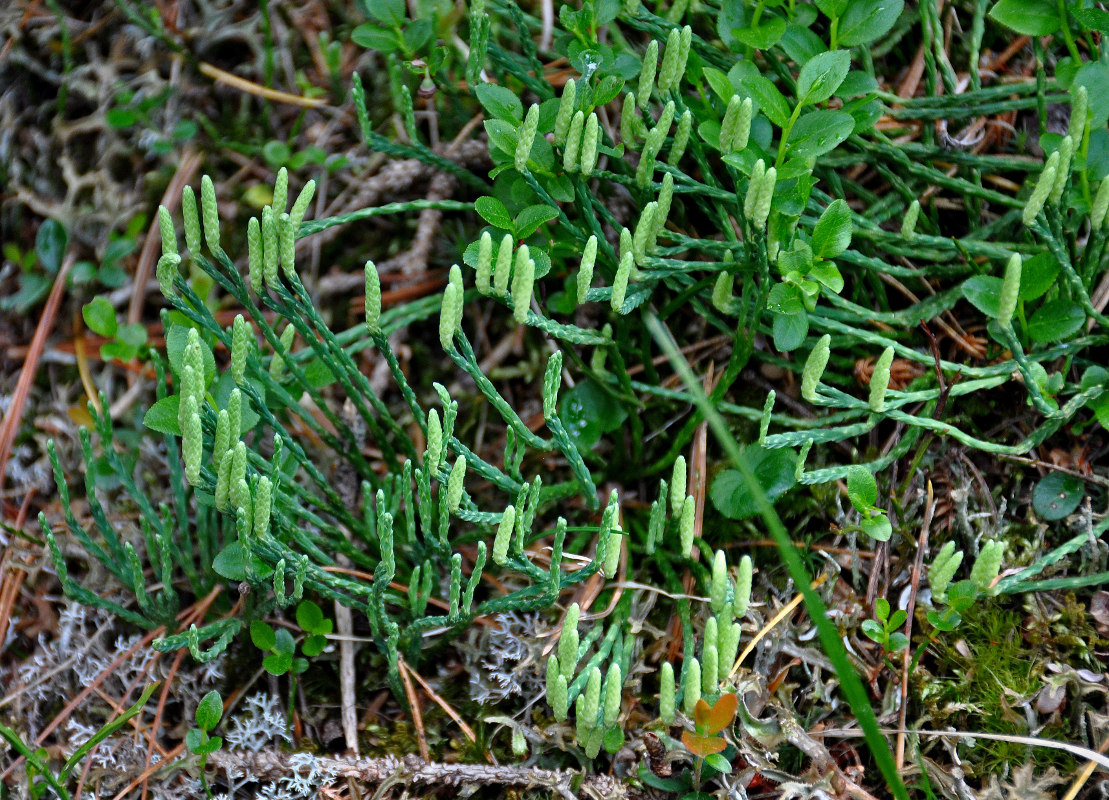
[[2, 0, 1108, 798]]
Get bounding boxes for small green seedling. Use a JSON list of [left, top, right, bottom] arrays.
[[861, 598, 909, 654], [846, 465, 892, 541], [907, 579, 980, 676], [252, 622, 306, 676], [296, 598, 335, 657], [186, 690, 223, 796], [251, 599, 333, 675], [186, 690, 224, 757], [766, 199, 852, 351], [925, 579, 978, 633]]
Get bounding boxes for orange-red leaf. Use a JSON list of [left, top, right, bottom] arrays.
[[682, 730, 727, 757], [703, 693, 738, 735]]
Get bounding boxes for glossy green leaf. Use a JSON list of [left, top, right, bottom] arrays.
[[736, 71, 791, 128], [475, 83, 524, 123], [296, 600, 332, 634], [250, 620, 277, 651], [593, 75, 625, 108], [988, 0, 1060, 35], [844, 97, 883, 133], [811, 198, 852, 259], [193, 735, 223, 756], [861, 619, 884, 642], [263, 651, 292, 675], [780, 24, 826, 65], [875, 598, 890, 620], [1072, 7, 1109, 33], [302, 633, 328, 657], [143, 395, 181, 435], [1018, 252, 1059, 301], [702, 68, 736, 105], [703, 753, 732, 774], [838, 0, 905, 45], [1072, 61, 1109, 127], [560, 380, 627, 449], [808, 261, 843, 293], [365, 0, 406, 27], [769, 281, 805, 314], [1032, 471, 1084, 521], [796, 50, 850, 106], [837, 71, 879, 97], [772, 308, 809, 352], [106, 108, 138, 129], [1027, 300, 1085, 342], [961, 275, 1002, 318], [786, 110, 854, 158], [483, 119, 519, 157], [474, 196, 512, 230], [717, 0, 747, 51], [731, 18, 786, 50], [710, 446, 797, 519], [83, 296, 118, 338], [195, 690, 223, 731], [945, 581, 978, 612], [815, 0, 849, 17], [887, 632, 909, 651], [100, 341, 138, 363], [402, 19, 433, 53], [272, 627, 296, 655], [846, 464, 878, 512], [602, 726, 625, 754], [637, 764, 690, 793], [926, 608, 960, 631], [778, 241, 814, 275], [35, 219, 68, 274], [861, 512, 892, 541], [351, 23, 402, 53], [115, 323, 147, 349], [514, 205, 559, 238], [212, 542, 274, 582]]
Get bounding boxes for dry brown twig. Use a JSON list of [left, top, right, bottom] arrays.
[[0, 253, 75, 498], [897, 479, 933, 769], [400, 659, 484, 757], [396, 656, 430, 762]]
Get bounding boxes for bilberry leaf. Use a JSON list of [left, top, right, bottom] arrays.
[[811, 199, 852, 260], [796, 50, 850, 106], [196, 690, 223, 731]]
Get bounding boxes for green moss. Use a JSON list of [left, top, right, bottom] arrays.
[[916, 604, 1076, 777]]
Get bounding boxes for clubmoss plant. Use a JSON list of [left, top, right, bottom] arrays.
[[36, 1, 1109, 791], [42, 168, 624, 705]]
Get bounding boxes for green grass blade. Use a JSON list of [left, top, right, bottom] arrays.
[[645, 312, 909, 800]]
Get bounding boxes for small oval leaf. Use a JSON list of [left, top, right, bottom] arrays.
[[682, 730, 728, 756], [704, 692, 738, 735]]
